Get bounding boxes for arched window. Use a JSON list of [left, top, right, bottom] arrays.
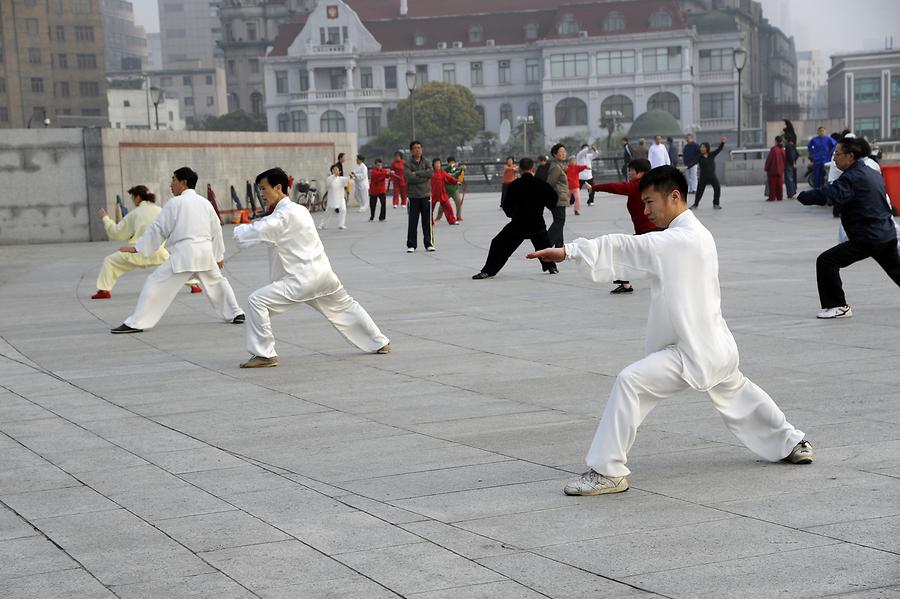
[[603, 12, 625, 32], [555, 97, 587, 127], [600, 94, 634, 122], [527, 101, 541, 125], [649, 10, 672, 29], [250, 91, 263, 115], [320, 109, 345, 132], [475, 105, 485, 130], [291, 110, 308, 132], [277, 112, 290, 132], [499, 103, 512, 124], [647, 91, 680, 119]]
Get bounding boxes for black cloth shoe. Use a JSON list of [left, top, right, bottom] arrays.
[[713, 205, 722, 210], [547, 265, 559, 274], [610, 284, 633, 294], [232, 314, 246, 324], [472, 272, 493, 280], [110, 324, 142, 334]]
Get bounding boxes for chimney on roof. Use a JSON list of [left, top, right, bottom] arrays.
[[400, 0, 408, 16]]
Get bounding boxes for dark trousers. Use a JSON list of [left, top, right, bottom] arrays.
[[812, 162, 827, 188], [785, 165, 797, 198], [548, 205, 566, 247], [369, 194, 386, 221], [407, 197, 432, 249], [816, 238, 900, 308], [694, 177, 721, 207], [767, 174, 784, 201], [581, 180, 595, 204], [482, 222, 553, 275]]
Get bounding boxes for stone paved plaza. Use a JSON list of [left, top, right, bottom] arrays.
[[1, 186, 899, 598]]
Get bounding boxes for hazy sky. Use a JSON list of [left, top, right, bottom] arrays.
[[133, 0, 900, 57]]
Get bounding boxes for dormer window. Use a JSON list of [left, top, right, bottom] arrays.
[[525, 23, 539, 40], [649, 10, 672, 29], [603, 12, 625, 32], [468, 26, 482, 43], [414, 32, 425, 47], [559, 14, 578, 35]]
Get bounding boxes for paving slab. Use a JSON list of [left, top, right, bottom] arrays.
[[1, 187, 898, 597]]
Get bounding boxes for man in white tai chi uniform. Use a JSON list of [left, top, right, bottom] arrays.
[[648, 135, 671, 169], [111, 167, 244, 334], [234, 168, 390, 368], [528, 166, 812, 496]]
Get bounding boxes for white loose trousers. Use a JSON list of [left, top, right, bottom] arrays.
[[585, 347, 805, 477], [124, 261, 242, 330], [246, 283, 389, 358], [687, 165, 698, 193], [319, 197, 347, 229]]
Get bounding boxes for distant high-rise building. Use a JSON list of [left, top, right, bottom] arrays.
[[0, 0, 109, 128], [158, 0, 222, 69], [797, 50, 828, 120], [146, 32, 163, 70], [102, 0, 148, 71]]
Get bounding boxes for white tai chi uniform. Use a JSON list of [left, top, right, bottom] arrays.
[[648, 143, 671, 169], [353, 162, 369, 211], [576, 148, 598, 188], [564, 209, 804, 477], [687, 165, 698, 193], [320, 175, 349, 229], [124, 188, 243, 330], [234, 199, 389, 358]]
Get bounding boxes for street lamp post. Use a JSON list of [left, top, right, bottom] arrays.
[[516, 115, 534, 155], [405, 70, 417, 140], [150, 86, 165, 130], [733, 48, 748, 148]]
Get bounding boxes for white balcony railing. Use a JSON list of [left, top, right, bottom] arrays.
[[698, 70, 734, 82], [699, 117, 735, 129], [309, 43, 351, 54]]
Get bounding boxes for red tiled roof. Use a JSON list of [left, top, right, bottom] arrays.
[[268, 18, 307, 57], [269, 0, 685, 56]]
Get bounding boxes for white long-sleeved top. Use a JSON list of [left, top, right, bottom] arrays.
[[648, 143, 671, 168], [135, 188, 224, 273], [352, 163, 369, 186], [233, 199, 341, 301], [576, 148, 598, 181], [325, 175, 350, 204], [564, 209, 738, 391]]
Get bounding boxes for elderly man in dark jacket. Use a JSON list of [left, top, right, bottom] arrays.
[[404, 140, 434, 252], [473, 158, 558, 279], [798, 137, 900, 319]]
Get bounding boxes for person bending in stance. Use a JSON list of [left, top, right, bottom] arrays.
[[797, 137, 900, 319], [588, 158, 658, 294], [111, 167, 244, 334], [528, 166, 811, 496], [234, 168, 391, 368], [472, 158, 557, 280]]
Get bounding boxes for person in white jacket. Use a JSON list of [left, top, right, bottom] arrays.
[[648, 135, 671, 169], [528, 166, 811, 496], [353, 155, 370, 212], [576, 144, 599, 206], [111, 167, 244, 334], [319, 164, 351, 230], [234, 168, 390, 368]]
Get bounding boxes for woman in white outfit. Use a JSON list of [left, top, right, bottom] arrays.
[[319, 164, 350, 230], [235, 168, 390, 368], [529, 166, 811, 496]]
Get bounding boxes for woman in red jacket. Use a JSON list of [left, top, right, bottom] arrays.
[[764, 136, 786, 202], [368, 158, 397, 221], [566, 157, 588, 215], [430, 158, 459, 225], [390, 151, 407, 208]]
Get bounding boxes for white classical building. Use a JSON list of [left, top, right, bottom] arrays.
[[263, 0, 746, 146]]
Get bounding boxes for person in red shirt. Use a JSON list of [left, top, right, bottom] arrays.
[[566, 157, 588, 215], [430, 158, 459, 225], [390, 151, 407, 208], [501, 156, 518, 208], [589, 158, 658, 294], [368, 158, 397, 221], [764, 136, 786, 202]]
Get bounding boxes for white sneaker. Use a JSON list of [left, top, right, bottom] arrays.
[[783, 440, 813, 464], [426, 246, 436, 252], [338, 225, 347, 230], [816, 306, 852, 319], [563, 470, 629, 496], [406, 247, 415, 253]]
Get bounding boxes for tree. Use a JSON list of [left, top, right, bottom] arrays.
[[554, 132, 593, 155], [387, 82, 482, 156], [195, 110, 266, 132], [504, 119, 545, 158], [359, 128, 408, 162]]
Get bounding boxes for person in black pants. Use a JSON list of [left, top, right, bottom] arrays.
[[546, 143, 570, 247], [798, 136, 900, 319], [404, 140, 434, 252], [473, 158, 558, 279], [686, 136, 726, 209]]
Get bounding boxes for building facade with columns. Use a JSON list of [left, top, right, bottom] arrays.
[[263, 0, 747, 147], [828, 49, 900, 142]]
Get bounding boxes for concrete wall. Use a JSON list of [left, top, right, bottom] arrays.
[[0, 128, 356, 245], [0, 129, 91, 244]]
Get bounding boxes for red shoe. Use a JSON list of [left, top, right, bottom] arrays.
[[190, 284, 202, 294], [91, 290, 111, 299]]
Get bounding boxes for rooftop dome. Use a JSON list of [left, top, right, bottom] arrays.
[[626, 110, 684, 139]]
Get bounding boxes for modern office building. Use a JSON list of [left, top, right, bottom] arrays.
[[157, 0, 222, 69], [101, 0, 148, 71], [829, 48, 900, 141], [797, 50, 828, 121]]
